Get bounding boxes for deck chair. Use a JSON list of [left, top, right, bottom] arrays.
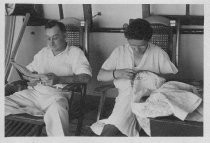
[[95, 16, 203, 136], [5, 17, 88, 136]]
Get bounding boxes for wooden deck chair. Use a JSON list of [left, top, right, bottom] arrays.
[[5, 17, 88, 136]]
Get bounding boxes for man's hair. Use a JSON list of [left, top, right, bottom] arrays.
[[124, 18, 153, 41], [45, 20, 66, 33]]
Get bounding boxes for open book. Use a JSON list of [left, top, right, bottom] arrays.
[[11, 61, 46, 79]]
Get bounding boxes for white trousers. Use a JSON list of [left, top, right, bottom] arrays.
[[5, 88, 71, 136]]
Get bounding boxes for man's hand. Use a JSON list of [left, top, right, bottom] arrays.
[[114, 69, 137, 80], [23, 75, 40, 86], [41, 73, 59, 86]]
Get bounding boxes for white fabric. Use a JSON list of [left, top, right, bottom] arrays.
[[90, 43, 178, 136], [5, 45, 92, 136], [132, 71, 166, 103], [131, 80, 203, 136]]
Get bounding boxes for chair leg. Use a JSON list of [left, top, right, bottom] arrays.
[[96, 92, 106, 121], [75, 115, 84, 136], [26, 125, 44, 136], [75, 88, 86, 136]]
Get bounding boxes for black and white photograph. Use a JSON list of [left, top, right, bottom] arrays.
[[1, 1, 209, 143]]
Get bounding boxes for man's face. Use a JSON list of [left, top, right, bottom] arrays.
[[45, 25, 66, 52]]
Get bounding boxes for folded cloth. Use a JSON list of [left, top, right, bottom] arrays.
[[132, 71, 165, 103], [154, 81, 202, 120], [131, 72, 203, 136]]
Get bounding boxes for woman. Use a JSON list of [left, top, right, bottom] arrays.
[[90, 18, 178, 136]]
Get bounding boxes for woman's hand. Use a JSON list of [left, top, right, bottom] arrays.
[[41, 73, 59, 86], [114, 69, 137, 80], [134, 69, 150, 73]]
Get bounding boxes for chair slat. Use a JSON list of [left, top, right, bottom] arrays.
[[19, 124, 34, 136], [5, 120, 13, 130], [7, 122, 23, 136], [6, 114, 44, 125], [13, 122, 29, 136], [26, 125, 43, 136], [5, 121, 17, 136]]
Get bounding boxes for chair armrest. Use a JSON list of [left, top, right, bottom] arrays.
[[94, 83, 115, 121], [95, 84, 115, 93], [6, 113, 44, 125], [62, 82, 87, 92], [174, 79, 203, 95], [5, 80, 28, 96]]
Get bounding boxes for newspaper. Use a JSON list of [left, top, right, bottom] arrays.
[[11, 61, 64, 89], [11, 61, 46, 79]]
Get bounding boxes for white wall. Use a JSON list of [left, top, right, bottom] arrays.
[[43, 4, 84, 20], [151, 4, 186, 15], [63, 4, 84, 20], [150, 4, 204, 15], [92, 4, 142, 28], [190, 4, 204, 15], [178, 34, 203, 80], [42, 4, 60, 20]]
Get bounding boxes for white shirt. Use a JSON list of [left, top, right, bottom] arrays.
[[27, 45, 92, 76], [26, 45, 92, 94]]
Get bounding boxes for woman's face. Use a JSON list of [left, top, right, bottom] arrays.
[[128, 39, 148, 50]]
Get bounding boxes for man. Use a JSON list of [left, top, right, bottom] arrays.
[[5, 20, 92, 136]]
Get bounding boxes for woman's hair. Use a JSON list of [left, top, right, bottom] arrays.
[[45, 20, 66, 33], [124, 18, 153, 41]]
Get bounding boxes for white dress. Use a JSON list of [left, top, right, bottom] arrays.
[[5, 45, 92, 136], [90, 43, 178, 136]]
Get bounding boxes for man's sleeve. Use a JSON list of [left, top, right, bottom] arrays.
[[158, 49, 178, 74], [72, 49, 92, 76]]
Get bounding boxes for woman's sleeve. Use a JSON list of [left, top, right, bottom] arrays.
[[158, 49, 178, 74], [101, 48, 119, 70]]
